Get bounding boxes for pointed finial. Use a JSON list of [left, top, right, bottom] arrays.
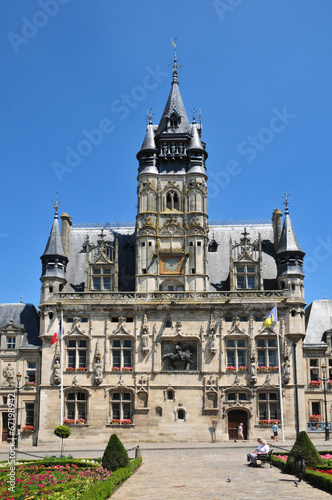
[[199, 108, 202, 126], [52, 192, 61, 218], [324, 290, 327, 300], [191, 107, 196, 124], [282, 188, 292, 215], [20, 295, 23, 304], [170, 38, 181, 83], [146, 108, 154, 129]]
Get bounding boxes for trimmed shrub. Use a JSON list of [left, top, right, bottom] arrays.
[[305, 469, 332, 494], [285, 431, 323, 473], [54, 425, 71, 439], [78, 457, 142, 500], [102, 433, 129, 472]]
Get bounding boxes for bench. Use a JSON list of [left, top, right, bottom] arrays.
[[256, 449, 273, 467]]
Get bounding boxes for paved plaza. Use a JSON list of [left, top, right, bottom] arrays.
[[1, 439, 331, 499]]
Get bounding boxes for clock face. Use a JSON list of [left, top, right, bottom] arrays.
[[160, 256, 183, 274]]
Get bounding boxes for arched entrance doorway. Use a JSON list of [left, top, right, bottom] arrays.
[[227, 409, 248, 440]]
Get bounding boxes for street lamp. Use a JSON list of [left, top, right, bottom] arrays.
[[320, 364, 330, 441], [14, 372, 29, 449]]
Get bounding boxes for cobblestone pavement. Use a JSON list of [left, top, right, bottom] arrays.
[[111, 447, 331, 500]]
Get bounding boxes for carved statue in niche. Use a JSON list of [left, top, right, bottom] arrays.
[[141, 314, 149, 355], [249, 355, 257, 383], [3, 363, 15, 386], [54, 359, 61, 386], [94, 341, 102, 385], [163, 344, 194, 371], [282, 341, 291, 384], [210, 332, 217, 354]]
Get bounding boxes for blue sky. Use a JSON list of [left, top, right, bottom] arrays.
[[0, 0, 331, 307]]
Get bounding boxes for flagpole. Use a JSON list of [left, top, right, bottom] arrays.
[[276, 306, 285, 442], [60, 310, 64, 453]]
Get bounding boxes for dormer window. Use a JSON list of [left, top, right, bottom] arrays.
[[236, 264, 256, 289], [91, 266, 112, 290], [168, 112, 180, 131], [170, 118, 178, 128]]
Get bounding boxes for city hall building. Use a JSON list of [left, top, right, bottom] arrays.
[[1, 54, 331, 445]]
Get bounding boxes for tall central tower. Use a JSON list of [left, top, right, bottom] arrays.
[[136, 50, 209, 292]]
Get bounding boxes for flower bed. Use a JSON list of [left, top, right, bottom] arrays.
[[226, 366, 236, 371], [24, 382, 36, 387], [0, 462, 112, 499], [238, 366, 247, 372], [111, 367, 133, 372]]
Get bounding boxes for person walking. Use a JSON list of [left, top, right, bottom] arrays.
[[238, 422, 244, 441], [272, 422, 279, 442]]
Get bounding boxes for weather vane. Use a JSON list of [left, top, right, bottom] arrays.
[[52, 192, 61, 217], [282, 188, 292, 214], [146, 107, 154, 127], [191, 107, 196, 123]]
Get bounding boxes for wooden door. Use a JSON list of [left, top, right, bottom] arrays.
[[2, 413, 8, 442], [228, 410, 247, 440]]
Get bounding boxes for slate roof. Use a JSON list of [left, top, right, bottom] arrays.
[[0, 303, 41, 347], [304, 300, 332, 346], [156, 78, 191, 135], [41, 216, 67, 260], [63, 222, 277, 293], [277, 213, 304, 254]]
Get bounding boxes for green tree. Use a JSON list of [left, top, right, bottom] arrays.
[[54, 425, 71, 458], [102, 433, 129, 471], [285, 431, 323, 473]]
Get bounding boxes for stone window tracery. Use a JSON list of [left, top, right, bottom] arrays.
[[110, 391, 132, 421], [226, 338, 247, 369], [258, 392, 279, 421], [165, 190, 180, 211], [66, 391, 87, 421], [67, 339, 87, 369], [256, 337, 277, 367], [111, 339, 132, 369]]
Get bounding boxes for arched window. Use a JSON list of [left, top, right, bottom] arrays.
[[165, 190, 180, 211], [167, 389, 174, 400], [177, 409, 185, 420]]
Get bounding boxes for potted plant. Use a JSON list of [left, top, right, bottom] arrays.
[[238, 366, 247, 372], [309, 380, 321, 387], [268, 366, 279, 372], [76, 418, 86, 425], [309, 414, 322, 422], [22, 425, 34, 432], [226, 366, 236, 371], [257, 366, 268, 373]]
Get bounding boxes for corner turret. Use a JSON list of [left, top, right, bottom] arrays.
[[40, 195, 68, 302], [275, 194, 305, 298]]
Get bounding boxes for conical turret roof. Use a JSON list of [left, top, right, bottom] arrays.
[[276, 212, 304, 254], [140, 123, 157, 152], [156, 52, 190, 135], [41, 213, 67, 260], [187, 124, 205, 152]]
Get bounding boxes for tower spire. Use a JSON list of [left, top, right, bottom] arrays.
[[171, 38, 179, 84]]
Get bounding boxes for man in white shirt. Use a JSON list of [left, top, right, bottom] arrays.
[[247, 438, 269, 466]]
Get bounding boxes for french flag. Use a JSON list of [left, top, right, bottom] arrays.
[[51, 321, 62, 345]]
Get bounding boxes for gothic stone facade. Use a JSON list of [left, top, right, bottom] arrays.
[[3, 55, 320, 446]]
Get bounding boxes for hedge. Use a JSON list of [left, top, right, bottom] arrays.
[[305, 469, 332, 494], [78, 457, 142, 500]]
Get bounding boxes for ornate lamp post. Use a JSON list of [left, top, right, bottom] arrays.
[[320, 364, 330, 441], [14, 373, 29, 449]]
